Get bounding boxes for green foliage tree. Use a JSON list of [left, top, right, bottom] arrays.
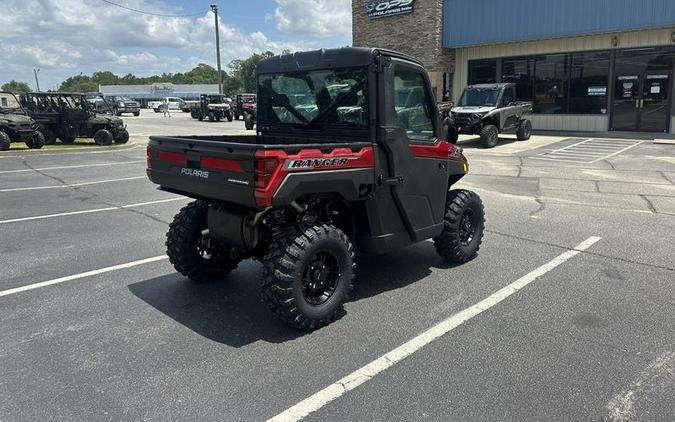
[[228, 51, 275, 92], [1, 80, 32, 94]]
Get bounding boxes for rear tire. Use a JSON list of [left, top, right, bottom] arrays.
[[244, 113, 254, 130], [208, 112, 216, 122], [480, 124, 499, 148], [26, 131, 45, 149], [516, 119, 532, 141], [166, 200, 239, 282], [0, 131, 10, 151], [260, 224, 355, 330], [226, 112, 233, 122], [93, 129, 113, 146], [133, 111, 140, 117], [434, 190, 485, 264]]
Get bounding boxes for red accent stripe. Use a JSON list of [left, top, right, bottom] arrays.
[[254, 146, 374, 207], [200, 156, 244, 173], [409, 140, 452, 159], [157, 150, 187, 165]]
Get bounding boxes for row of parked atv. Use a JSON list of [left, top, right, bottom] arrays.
[[188, 93, 257, 130], [0, 91, 129, 151]]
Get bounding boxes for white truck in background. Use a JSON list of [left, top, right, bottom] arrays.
[[148, 97, 186, 112]]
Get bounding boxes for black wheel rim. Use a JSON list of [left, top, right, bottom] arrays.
[[301, 250, 340, 306], [459, 209, 477, 246]]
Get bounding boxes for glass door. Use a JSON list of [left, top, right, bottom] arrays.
[[612, 76, 640, 131], [640, 73, 671, 133]]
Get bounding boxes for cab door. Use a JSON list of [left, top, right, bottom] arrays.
[[376, 58, 450, 243]]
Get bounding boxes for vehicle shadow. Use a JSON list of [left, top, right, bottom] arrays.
[[128, 241, 458, 347], [457, 135, 518, 149]]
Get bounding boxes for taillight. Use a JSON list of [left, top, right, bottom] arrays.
[[254, 158, 278, 189], [449, 144, 467, 163], [146, 146, 152, 169]]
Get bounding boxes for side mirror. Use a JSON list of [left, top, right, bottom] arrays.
[[441, 116, 458, 144]]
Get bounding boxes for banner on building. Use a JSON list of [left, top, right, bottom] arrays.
[[366, 0, 415, 19]]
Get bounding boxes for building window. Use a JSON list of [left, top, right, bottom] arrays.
[[569, 52, 610, 114], [502, 58, 534, 102], [468, 60, 497, 85], [533, 54, 568, 114]]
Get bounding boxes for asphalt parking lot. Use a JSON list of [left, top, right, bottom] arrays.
[[1, 113, 674, 421]]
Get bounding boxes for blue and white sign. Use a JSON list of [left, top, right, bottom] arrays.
[[366, 0, 415, 20]]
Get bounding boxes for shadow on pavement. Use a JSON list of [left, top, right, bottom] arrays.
[[128, 241, 458, 347]]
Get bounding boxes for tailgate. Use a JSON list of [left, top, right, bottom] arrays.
[[147, 136, 258, 208]]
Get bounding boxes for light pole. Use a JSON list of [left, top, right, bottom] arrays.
[[210, 4, 223, 95], [33, 68, 41, 92]]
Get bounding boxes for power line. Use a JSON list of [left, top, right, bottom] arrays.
[[96, 0, 206, 17]]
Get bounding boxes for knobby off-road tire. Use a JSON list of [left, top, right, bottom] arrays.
[[226, 112, 233, 122], [516, 119, 532, 141], [0, 131, 10, 151], [26, 131, 45, 149], [208, 112, 216, 122], [114, 129, 130, 144], [41, 128, 56, 145], [93, 129, 113, 146], [244, 113, 254, 130], [133, 111, 140, 117], [166, 200, 240, 282], [260, 224, 356, 330], [434, 189, 485, 264], [480, 125, 499, 148]]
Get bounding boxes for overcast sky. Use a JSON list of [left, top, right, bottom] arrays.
[[0, 0, 352, 90]]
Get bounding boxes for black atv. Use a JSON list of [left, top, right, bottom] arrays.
[[21, 92, 130, 146], [147, 47, 485, 330], [451, 83, 533, 148], [0, 91, 45, 151], [193, 94, 234, 122]]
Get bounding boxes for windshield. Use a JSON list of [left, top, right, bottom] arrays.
[[258, 67, 368, 127], [0, 92, 23, 113], [458, 88, 499, 107]]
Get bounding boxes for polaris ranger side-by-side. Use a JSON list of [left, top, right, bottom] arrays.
[[0, 91, 45, 150], [21, 92, 129, 146], [451, 83, 533, 148], [147, 48, 486, 330], [192, 94, 234, 122]]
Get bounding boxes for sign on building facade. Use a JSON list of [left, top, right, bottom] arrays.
[[366, 0, 415, 19]]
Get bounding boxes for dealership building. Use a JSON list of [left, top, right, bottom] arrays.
[[99, 83, 219, 107], [353, 0, 675, 133]]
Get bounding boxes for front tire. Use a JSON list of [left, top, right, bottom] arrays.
[[208, 112, 216, 122], [26, 131, 45, 149], [226, 112, 233, 122], [260, 224, 355, 330], [133, 111, 140, 117], [93, 129, 113, 146], [0, 131, 10, 151], [41, 128, 57, 145], [434, 190, 485, 264], [244, 113, 254, 130], [516, 119, 532, 141], [480, 125, 499, 148], [166, 201, 239, 282], [114, 129, 130, 144]]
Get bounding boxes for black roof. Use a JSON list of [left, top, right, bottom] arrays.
[[256, 47, 423, 74]]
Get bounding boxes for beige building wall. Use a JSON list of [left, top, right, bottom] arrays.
[[452, 27, 675, 133]]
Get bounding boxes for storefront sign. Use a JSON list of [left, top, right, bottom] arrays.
[[366, 0, 415, 19], [151, 83, 175, 94], [587, 86, 606, 96]]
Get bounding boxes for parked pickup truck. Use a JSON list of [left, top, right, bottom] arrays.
[[148, 97, 185, 112], [146, 47, 485, 330], [451, 83, 532, 148]]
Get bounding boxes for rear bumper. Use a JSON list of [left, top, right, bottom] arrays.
[[117, 107, 140, 113]]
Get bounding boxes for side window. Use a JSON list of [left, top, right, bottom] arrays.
[[501, 87, 515, 106], [394, 67, 435, 142]]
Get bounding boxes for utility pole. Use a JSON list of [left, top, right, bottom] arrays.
[[33, 68, 41, 92], [210, 4, 223, 95]]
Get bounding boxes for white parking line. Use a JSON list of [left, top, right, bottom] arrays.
[[0, 144, 143, 158], [0, 255, 168, 298], [0, 197, 186, 224], [589, 141, 644, 163], [0, 160, 146, 174], [0, 176, 146, 192], [268, 236, 603, 422]]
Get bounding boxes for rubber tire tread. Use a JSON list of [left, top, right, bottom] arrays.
[[26, 131, 45, 149], [480, 125, 499, 148], [516, 119, 532, 141], [260, 223, 355, 330], [0, 131, 10, 151], [166, 200, 239, 282], [434, 189, 485, 263]]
